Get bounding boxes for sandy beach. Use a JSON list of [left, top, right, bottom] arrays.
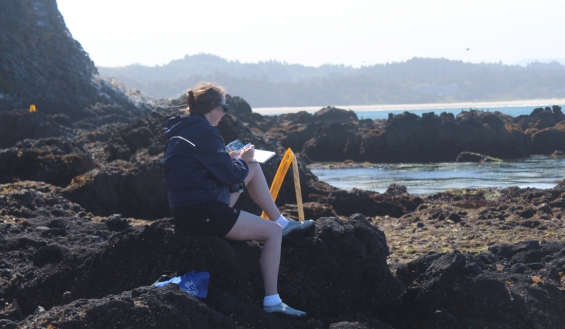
[[253, 98, 565, 115]]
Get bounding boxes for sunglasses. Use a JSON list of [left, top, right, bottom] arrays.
[[217, 102, 229, 113]]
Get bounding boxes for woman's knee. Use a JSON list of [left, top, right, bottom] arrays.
[[248, 162, 261, 170], [245, 162, 263, 181], [265, 220, 282, 240]]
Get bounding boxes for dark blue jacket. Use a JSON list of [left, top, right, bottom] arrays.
[[163, 114, 249, 208]]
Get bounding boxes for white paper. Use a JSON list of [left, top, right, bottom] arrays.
[[252, 149, 276, 163]]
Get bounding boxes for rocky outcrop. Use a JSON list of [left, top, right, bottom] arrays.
[[63, 157, 167, 220], [0, 0, 155, 149], [514, 105, 564, 130], [4, 99, 565, 327], [0, 184, 402, 327], [6, 1, 565, 328], [5, 179, 565, 328], [530, 121, 565, 155], [254, 106, 564, 163], [299, 110, 532, 162], [0, 138, 96, 187], [394, 241, 565, 329], [0, 0, 98, 114]]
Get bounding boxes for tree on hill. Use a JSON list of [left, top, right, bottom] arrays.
[[98, 55, 565, 107]]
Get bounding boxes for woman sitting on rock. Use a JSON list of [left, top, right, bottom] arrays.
[[162, 82, 313, 317]]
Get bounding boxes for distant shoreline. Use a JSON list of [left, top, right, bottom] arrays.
[[252, 98, 565, 115]]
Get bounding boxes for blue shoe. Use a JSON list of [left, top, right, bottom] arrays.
[[281, 219, 314, 237], [264, 302, 306, 317]]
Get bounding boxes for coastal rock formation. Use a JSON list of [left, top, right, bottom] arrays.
[[5, 2, 565, 327], [394, 241, 565, 329], [293, 109, 532, 162], [5, 99, 565, 327], [0, 0, 154, 149], [250, 105, 564, 163], [514, 105, 564, 130], [530, 121, 565, 155], [0, 138, 96, 187], [0, 0, 98, 114], [0, 183, 403, 328], [5, 178, 565, 328]]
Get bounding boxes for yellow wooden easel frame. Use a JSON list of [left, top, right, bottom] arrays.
[[260, 148, 305, 222]]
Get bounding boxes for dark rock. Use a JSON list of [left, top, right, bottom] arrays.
[[32, 244, 67, 266], [62, 291, 72, 303], [63, 158, 169, 220], [395, 240, 565, 329], [33, 305, 45, 315], [531, 121, 565, 155], [0, 138, 96, 187], [327, 188, 421, 218], [447, 213, 462, 223], [385, 184, 408, 196], [554, 105, 564, 122], [106, 214, 131, 232], [515, 107, 558, 130], [314, 106, 358, 123], [47, 219, 69, 229], [20, 285, 236, 329], [0, 1, 154, 148], [329, 321, 394, 329], [0, 319, 18, 329], [0, 0, 98, 114]]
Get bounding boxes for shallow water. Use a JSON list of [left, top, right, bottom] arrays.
[[310, 156, 565, 194]]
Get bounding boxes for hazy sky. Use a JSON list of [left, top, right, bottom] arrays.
[[57, 0, 565, 68]]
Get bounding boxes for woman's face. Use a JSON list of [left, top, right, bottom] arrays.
[[204, 96, 227, 127]]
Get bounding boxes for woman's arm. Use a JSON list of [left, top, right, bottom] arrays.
[[190, 133, 250, 186]]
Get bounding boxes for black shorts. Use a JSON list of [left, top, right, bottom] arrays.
[[170, 201, 240, 237]]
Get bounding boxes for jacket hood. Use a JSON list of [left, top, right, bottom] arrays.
[[164, 114, 206, 139]]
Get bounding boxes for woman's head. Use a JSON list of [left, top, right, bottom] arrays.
[[186, 82, 227, 116]]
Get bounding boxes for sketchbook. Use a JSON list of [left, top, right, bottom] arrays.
[[226, 140, 276, 164]]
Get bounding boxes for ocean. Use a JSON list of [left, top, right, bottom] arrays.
[[305, 104, 565, 194], [354, 105, 555, 120]]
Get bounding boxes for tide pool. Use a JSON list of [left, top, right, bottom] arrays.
[[310, 156, 565, 194]]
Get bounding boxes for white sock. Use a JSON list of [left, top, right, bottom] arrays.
[[275, 215, 289, 229], [264, 294, 282, 307]]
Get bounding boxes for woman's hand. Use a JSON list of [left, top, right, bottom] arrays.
[[229, 151, 240, 159], [240, 145, 255, 163]]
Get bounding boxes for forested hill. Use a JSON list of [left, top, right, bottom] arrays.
[[98, 54, 565, 107]]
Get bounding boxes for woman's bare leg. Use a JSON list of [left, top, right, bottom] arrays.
[[224, 210, 282, 295], [229, 162, 281, 221]]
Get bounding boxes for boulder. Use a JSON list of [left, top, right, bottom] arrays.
[[0, 138, 96, 187], [394, 241, 565, 328]]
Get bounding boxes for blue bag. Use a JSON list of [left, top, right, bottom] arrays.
[[154, 270, 210, 299]]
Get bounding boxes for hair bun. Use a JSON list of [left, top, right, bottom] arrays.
[[186, 90, 195, 108]]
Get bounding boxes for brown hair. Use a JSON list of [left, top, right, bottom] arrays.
[[186, 82, 227, 115]]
